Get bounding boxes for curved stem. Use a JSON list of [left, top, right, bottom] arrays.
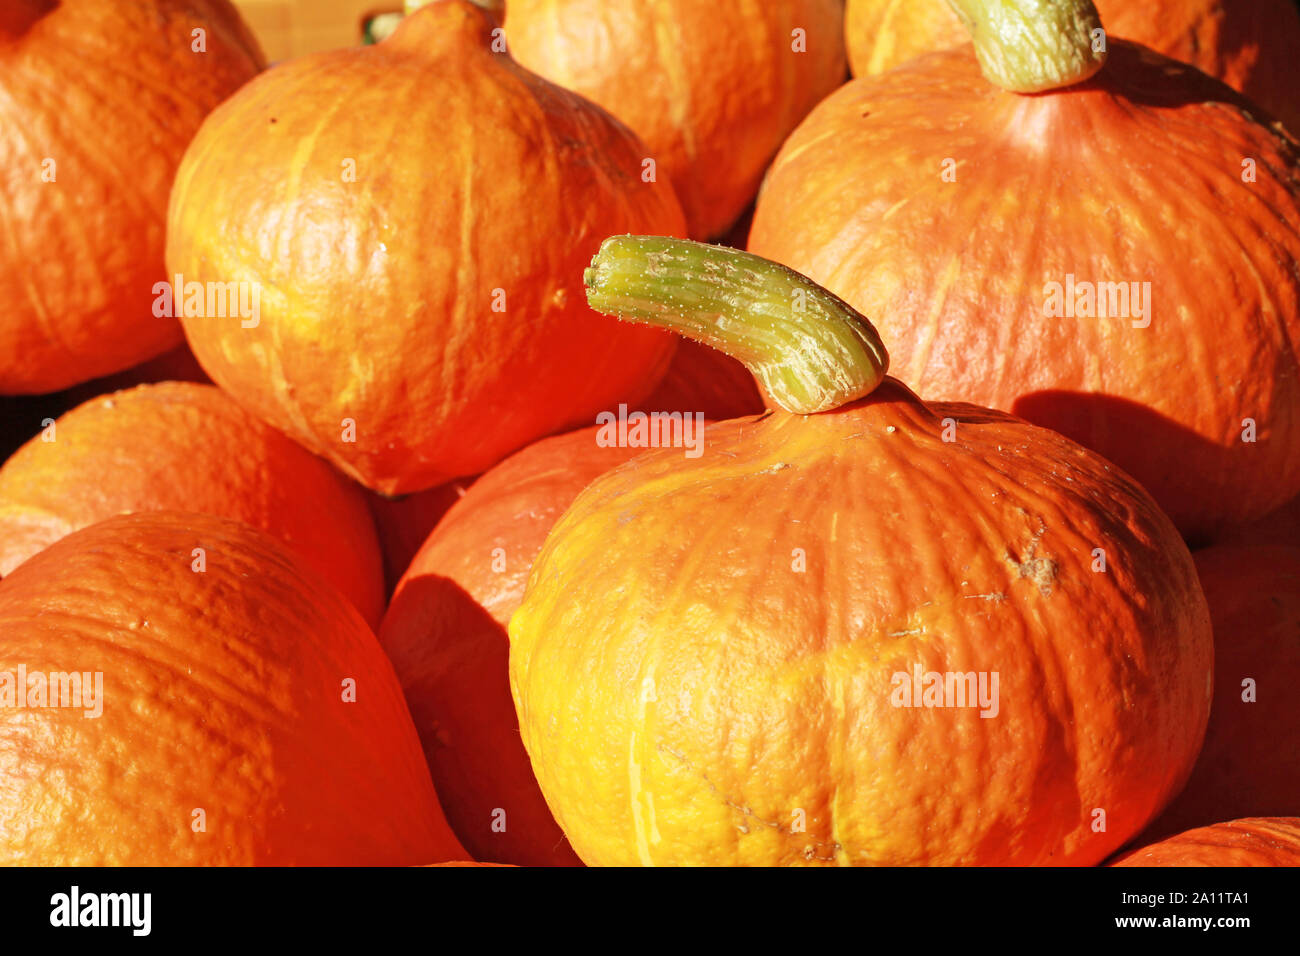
[[585, 237, 889, 415], [946, 0, 1106, 93]]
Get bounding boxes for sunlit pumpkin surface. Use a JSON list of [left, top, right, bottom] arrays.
[[751, 41, 1300, 542], [167, 1, 684, 494], [0, 512, 464, 865], [1112, 817, 1300, 866], [501, 0, 847, 239], [845, 0, 1300, 131], [510, 379, 1213, 866], [0, 0, 264, 393]]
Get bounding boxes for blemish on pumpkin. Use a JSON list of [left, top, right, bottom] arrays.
[[1006, 514, 1057, 595], [803, 843, 841, 863], [658, 743, 787, 834], [1007, 549, 1058, 595]]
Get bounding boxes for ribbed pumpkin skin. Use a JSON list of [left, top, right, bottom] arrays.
[[0, 512, 464, 865], [750, 41, 1300, 542], [844, 0, 1300, 131], [0, 0, 263, 394], [1146, 545, 1300, 836], [167, 1, 684, 495], [503, 0, 846, 239], [637, 340, 766, 422], [0, 383, 385, 628], [1112, 818, 1300, 866], [510, 381, 1212, 866], [380, 427, 649, 866]]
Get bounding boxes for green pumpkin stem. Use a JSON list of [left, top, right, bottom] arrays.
[[946, 0, 1107, 93], [584, 236, 890, 415]]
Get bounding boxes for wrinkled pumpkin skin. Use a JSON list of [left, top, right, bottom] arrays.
[[510, 380, 1213, 866], [0, 0, 264, 394], [845, 0, 1300, 132], [0, 512, 464, 865], [750, 41, 1300, 543], [1144, 544, 1300, 837], [502, 0, 847, 239], [381, 426, 653, 866], [167, 1, 684, 494], [1112, 818, 1300, 866]]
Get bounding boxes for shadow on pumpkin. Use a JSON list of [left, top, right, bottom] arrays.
[[1010, 389, 1276, 549], [1042, 38, 1281, 122], [382, 573, 583, 868]]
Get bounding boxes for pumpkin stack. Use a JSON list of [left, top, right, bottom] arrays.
[[751, 0, 1300, 543], [2, 0, 1299, 876]]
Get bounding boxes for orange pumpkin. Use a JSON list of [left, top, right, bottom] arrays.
[[369, 480, 475, 595], [380, 426, 657, 866], [0, 0, 263, 394], [637, 340, 766, 422], [508, 237, 1212, 866], [845, 0, 1300, 131], [1143, 544, 1300, 836], [750, 0, 1300, 542], [0, 383, 385, 628], [1112, 818, 1300, 867], [494, 0, 847, 239], [167, 0, 685, 495], [0, 511, 463, 865], [424, 861, 514, 867], [1214, 493, 1300, 549]]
